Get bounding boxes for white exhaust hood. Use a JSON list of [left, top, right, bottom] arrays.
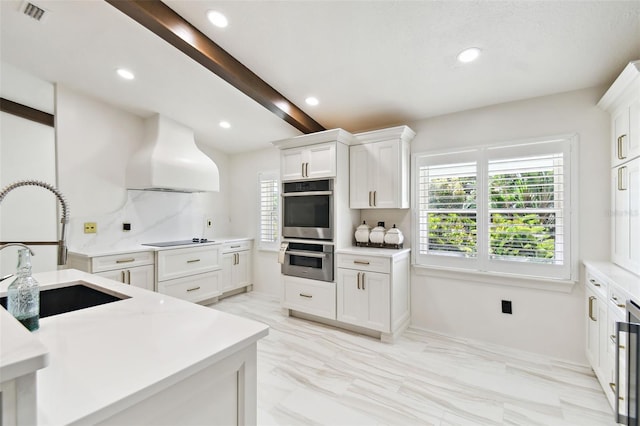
[[126, 114, 219, 192]]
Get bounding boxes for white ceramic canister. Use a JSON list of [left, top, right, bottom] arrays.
[[354, 221, 371, 244], [369, 222, 386, 244], [384, 224, 404, 245]]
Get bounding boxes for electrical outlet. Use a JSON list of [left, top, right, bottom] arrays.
[[123, 222, 131, 231], [84, 222, 97, 234], [501, 300, 513, 314]]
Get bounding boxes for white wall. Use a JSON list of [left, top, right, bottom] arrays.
[[407, 86, 611, 363], [56, 85, 230, 251], [228, 147, 281, 295]]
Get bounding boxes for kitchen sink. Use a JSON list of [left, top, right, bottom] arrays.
[[0, 281, 129, 319]]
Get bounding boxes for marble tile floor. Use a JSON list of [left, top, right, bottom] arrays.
[[210, 293, 616, 426]]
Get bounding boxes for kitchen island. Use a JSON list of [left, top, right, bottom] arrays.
[[0, 269, 268, 425]]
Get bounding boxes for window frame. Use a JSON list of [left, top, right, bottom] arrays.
[[412, 135, 578, 282], [257, 170, 280, 251]]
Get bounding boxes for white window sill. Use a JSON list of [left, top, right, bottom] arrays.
[[412, 264, 577, 293]]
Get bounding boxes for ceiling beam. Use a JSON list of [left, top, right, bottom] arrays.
[[105, 0, 325, 134]]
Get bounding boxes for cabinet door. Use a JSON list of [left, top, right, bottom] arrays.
[[281, 148, 305, 181], [220, 252, 234, 292], [612, 158, 640, 274], [370, 140, 401, 209], [337, 268, 390, 332], [233, 250, 251, 288], [349, 144, 373, 208], [306, 143, 336, 179], [128, 265, 155, 291], [613, 100, 640, 167], [585, 286, 600, 371], [95, 269, 126, 283]]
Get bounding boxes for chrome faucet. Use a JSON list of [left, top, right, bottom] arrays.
[[0, 243, 35, 281], [0, 180, 70, 265]]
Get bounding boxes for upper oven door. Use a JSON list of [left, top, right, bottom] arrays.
[[616, 300, 640, 425], [282, 180, 333, 240]]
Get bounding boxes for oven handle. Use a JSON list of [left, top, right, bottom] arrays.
[[282, 191, 333, 197], [286, 250, 327, 258]]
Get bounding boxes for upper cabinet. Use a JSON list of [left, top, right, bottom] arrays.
[[273, 129, 355, 182], [599, 60, 640, 276], [281, 142, 336, 181], [350, 126, 415, 209]]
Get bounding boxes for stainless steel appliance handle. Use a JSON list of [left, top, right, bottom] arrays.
[[282, 191, 333, 197], [616, 320, 640, 425], [286, 250, 327, 258]]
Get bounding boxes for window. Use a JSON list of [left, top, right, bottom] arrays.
[[414, 136, 575, 280], [258, 171, 280, 250]]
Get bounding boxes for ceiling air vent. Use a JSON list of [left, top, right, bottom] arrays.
[[20, 1, 47, 22]]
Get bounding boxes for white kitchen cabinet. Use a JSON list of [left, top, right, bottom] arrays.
[[335, 248, 410, 342], [220, 240, 252, 294], [350, 126, 414, 209], [282, 275, 336, 320], [281, 142, 336, 181], [67, 250, 155, 291], [156, 244, 222, 303], [612, 157, 640, 274], [599, 60, 640, 276], [336, 268, 390, 332], [583, 261, 639, 411]]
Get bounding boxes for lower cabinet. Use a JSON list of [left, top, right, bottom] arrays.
[[220, 240, 252, 293], [156, 245, 222, 303], [336, 268, 390, 332], [67, 251, 155, 292], [282, 275, 336, 320]]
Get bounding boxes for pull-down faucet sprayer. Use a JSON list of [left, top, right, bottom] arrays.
[[0, 180, 70, 266]]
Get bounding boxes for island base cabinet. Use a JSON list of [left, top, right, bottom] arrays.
[[95, 264, 154, 291], [97, 343, 258, 426]]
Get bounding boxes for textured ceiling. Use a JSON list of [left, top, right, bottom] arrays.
[[2, 0, 639, 153]]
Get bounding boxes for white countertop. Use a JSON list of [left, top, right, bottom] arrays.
[[69, 236, 253, 257], [336, 246, 411, 258], [0, 269, 268, 425], [584, 260, 640, 301]]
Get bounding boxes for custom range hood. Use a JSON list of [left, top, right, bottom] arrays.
[[126, 114, 219, 192]]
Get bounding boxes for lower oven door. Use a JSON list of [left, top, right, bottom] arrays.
[[282, 243, 333, 282], [616, 300, 640, 425]]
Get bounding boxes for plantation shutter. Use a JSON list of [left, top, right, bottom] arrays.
[[258, 171, 279, 250], [488, 153, 564, 265]]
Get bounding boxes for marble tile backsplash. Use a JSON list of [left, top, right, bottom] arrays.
[[68, 190, 212, 252]]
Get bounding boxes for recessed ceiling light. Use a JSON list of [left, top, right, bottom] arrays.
[[116, 68, 135, 80], [207, 10, 228, 28], [219, 121, 231, 129], [305, 97, 319, 106], [457, 47, 481, 63]]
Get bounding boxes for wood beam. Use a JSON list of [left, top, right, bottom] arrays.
[[0, 98, 54, 127], [105, 0, 325, 134]]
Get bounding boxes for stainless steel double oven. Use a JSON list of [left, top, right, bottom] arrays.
[[281, 179, 334, 282]]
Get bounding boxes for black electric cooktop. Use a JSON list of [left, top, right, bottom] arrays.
[[142, 238, 210, 247]]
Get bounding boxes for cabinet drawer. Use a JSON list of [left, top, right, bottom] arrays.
[[609, 286, 629, 316], [222, 240, 252, 253], [282, 276, 336, 320], [157, 271, 221, 303], [585, 270, 608, 299], [157, 246, 221, 281], [336, 253, 390, 274], [91, 251, 154, 273]]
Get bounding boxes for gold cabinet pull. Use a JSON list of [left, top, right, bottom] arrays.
[[617, 135, 627, 160], [187, 259, 201, 263], [299, 293, 312, 298], [618, 166, 627, 191], [588, 296, 597, 321], [357, 272, 361, 289], [610, 334, 617, 344], [126, 269, 131, 284], [354, 260, 370, 265], [373, 190, 377, 207], [362, 272, 365, 290], [120, 270, 126, 283], [186, 286, 201, 292], [589, 278, 601, 287], [368, 191, 372, 207], [116, 258, 135, 263]]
